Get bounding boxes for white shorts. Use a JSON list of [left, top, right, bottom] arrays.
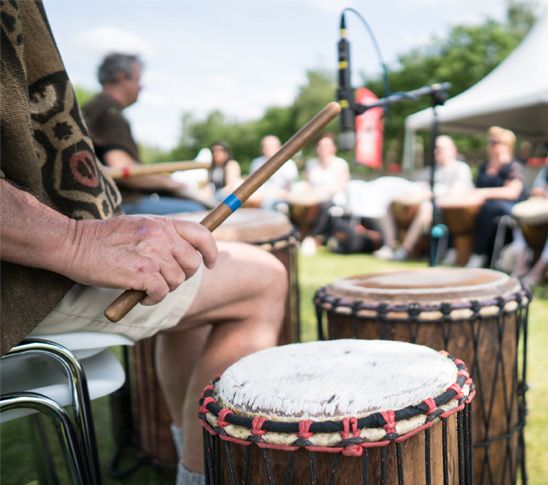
[[31, 265, 204, 342]]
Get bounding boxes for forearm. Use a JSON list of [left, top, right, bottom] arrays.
[[476, 182, 522, 200], [0, 180, 76, 274]]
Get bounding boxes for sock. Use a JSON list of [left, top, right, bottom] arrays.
[[176, 462, 205, 485], [170, 423, 184, 460]]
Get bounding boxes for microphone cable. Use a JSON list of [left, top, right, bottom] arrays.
[[341, 7, 391, 99]]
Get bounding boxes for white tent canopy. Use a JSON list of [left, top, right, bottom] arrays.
[[403, 13, 548, 168]]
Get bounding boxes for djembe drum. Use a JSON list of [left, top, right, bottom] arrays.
[[287, 185, 331, 238], [391, 193, 429, 256], [200, 339, 475, 485], [314, 268, 530, 485], [438, 193, 483, 265], [512, 197, 548, 260], [131, 209, 300, 467]]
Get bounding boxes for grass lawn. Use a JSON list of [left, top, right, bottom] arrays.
[[1, 250, 546, 484]]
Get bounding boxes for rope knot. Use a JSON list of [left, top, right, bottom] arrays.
[[381, 410, 396, 435], [298, 420, 314, 440], [251, 416, 267, 436], [217, 408, 233, 428], [200, 397, 215, 415], [447, 383, 464, 400], [408, 302, 421, 318], [422, 398, 437, 416]]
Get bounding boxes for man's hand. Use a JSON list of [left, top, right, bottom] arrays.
[[60, 216, 218, 305]]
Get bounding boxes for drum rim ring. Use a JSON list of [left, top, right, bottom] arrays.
[[199, 353, 474, 452]]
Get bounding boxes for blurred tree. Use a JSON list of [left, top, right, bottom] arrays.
[[362, 0, 537, 166], [74, 85, 96, 107]]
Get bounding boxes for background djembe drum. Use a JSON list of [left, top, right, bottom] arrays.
[[200, 339, 475, 485], [131, 208, 300, 467], [314, 268, 530, 485], [438, 193, 483, 266], [287, 185, 331, 239], [512, 197, 548, 262], [390, 193, 429, 257]]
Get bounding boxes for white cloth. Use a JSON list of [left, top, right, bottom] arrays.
[[250, 156, 298, 191], [346, 177, 420, 218]]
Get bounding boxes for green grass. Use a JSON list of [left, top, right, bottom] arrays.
[[1, 250, 546, 484]]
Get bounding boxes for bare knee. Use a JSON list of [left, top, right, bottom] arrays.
[[251, 252, 287, 327]]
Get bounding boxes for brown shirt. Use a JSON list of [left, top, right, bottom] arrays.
[[82, 92, 140, 163], [0, 1, 122, 354]]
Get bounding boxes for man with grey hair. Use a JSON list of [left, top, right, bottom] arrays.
[[83, 53, 205, 214]]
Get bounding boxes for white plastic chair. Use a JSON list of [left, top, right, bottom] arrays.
[[0, 332, 133, 484]]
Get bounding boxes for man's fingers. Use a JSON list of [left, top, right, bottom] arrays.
[[160, 258, 187, 291], [172, 220, 218, 269], [172, 241, 203, 279], [141, 275, 170, 305]]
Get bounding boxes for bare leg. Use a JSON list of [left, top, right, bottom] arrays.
[[156, 242, 287, 473], [380, 211, 397, 249], [155, 325, 211, 427], [401, 201, 432, 253]]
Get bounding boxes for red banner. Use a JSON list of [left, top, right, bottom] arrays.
[[355, 87, 383, 169]]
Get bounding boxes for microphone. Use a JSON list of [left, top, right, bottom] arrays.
[[337, 13, 355, 151]]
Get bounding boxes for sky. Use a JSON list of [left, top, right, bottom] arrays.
[[44, 0, 547, 150]]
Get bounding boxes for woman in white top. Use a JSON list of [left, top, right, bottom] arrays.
[[301, 133, 350, 254], [305, 133, 350, 198]]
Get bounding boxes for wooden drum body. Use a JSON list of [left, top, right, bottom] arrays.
[[512, 197, 548, 261], [391, 194, 429, 256], [314, 268, 530, 485], [200, 340, 475, 485], [287, 187, 330, 238], [132, 209, 300, 466], [438, 195, 482, 265]]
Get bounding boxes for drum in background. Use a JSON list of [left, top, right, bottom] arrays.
[[287, 184, 331, 238], [200, 339, 475, 485], [438, 194, 483, 266], [131, 209, 300, 467], [390, 192, 429, 256], [512, 197, 548, 260], [314, 268, 530, 485]]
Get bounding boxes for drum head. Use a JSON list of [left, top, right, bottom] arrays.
[[175, 208, 293, 243], [512, 197, 548, 224], [326, 268, 520, 304], [216, 340, 457, 420]]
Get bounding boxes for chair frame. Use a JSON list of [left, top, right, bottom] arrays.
[[1, 338, 103, 484]]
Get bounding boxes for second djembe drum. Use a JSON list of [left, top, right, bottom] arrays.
[[438, 193, 483, 265], [131, 209, 300, 467], [512, 197, 548, 260], [200, 339, 475, 484], [314, 267, 530, 485]]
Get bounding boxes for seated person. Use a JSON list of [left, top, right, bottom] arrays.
[[300, 133, 350, 254], [374, 135, 473, 261], [0, 4, 287, 484], [206, 141, 242, 202], [248, 135, 298, 210], [466, 126, 528, 268], [83, 53, 205, 215]]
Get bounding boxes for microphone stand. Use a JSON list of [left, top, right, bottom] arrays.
[[427, 88, 449, 266], [347, 82, 451, 265]]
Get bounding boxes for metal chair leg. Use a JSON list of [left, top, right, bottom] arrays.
[[7, 339, 102, 484], [490, 214, 517, 269], [1, 392, 87, 484]]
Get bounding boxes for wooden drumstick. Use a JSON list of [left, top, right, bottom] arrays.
[[107, 161, 211, 180], [104, 101, 341, 322]]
